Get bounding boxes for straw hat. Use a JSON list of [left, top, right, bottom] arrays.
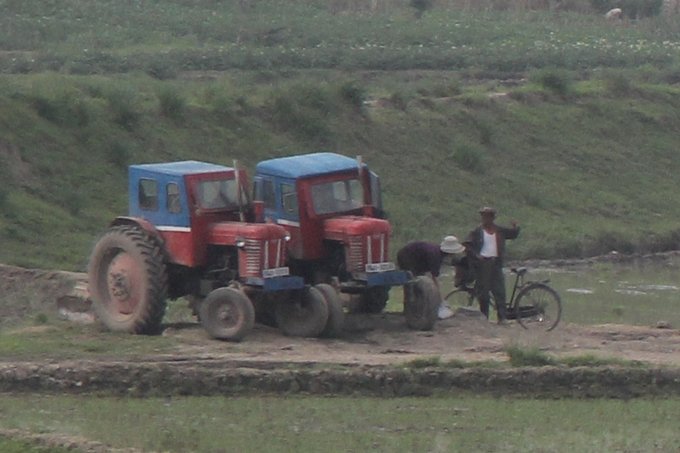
[[440, 235, 465, 254], [479, 206, 497, 215]]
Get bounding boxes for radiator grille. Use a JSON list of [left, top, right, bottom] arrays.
[[347, 236, 365, 273], [244, 239, 262, 275], [346, 234, 389, 274]]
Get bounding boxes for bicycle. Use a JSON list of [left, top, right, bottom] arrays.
[[444, 267, 562, 331]]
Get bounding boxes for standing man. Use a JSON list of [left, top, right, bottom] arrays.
[[466, 207, 520, 322], [397, 236, 465, 319]]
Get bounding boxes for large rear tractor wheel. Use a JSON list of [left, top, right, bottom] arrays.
[[314, 283, 345, 338], [275, 287, 329, 337], [199, 287, 255, 341], [403, 276, 439, 331], [88, 226, 168, 335]]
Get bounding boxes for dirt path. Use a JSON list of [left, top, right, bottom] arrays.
[[1, 262, 679, 368], [153, 307, 680, 367]]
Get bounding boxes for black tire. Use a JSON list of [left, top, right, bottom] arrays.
[[403, 275, 439, 331], [514, 283, 562, 331], [199, 287, 255, 341], [276, 287, 329, 337], [444, 287, 475, 308], [251, 292, 279, 328], [315, 283, 345, 338], [347, 286, 389, 314], [88, 225, 167, 335]]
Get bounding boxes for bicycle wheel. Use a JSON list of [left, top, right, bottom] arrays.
[[514, 283, 562, 331], [444, 288, 475, 308]]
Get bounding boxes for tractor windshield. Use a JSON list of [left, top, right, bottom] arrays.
[[311, 179, 363, 215], [197, 179, 240, 210]]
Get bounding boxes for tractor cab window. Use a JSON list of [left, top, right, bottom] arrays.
[[139, 178, 158, 211], [311, 179, 363, 215], [262, 179, 276, 210], [197, 179, 239, 210], [281, 183, 298, 215], [167, 183, 181, 214]]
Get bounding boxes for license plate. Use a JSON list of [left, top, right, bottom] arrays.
[[365, 262, 396, 273], [262, 267, 290, 279]]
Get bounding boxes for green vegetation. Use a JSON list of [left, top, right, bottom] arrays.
[[3, 1, 680, 270], [0, 320, 182, 359], [506, 345, 557, 366], [0, 395, 678, 452], [0, 437, 70, 453]]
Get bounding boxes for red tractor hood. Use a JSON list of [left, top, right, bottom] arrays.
[[207, 221, 289, 244], [323, 216, 391, 240], [323, 216, 393, 272]]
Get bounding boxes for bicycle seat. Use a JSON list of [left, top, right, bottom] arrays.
[[511, 267, 527, 275]]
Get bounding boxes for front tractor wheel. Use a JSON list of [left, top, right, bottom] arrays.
[[199, 287, 255, 341], [314, 283, 345, 338], [275, 287, 329, 337], [403, 275, 439, 331], [88, 226, 168, 335]]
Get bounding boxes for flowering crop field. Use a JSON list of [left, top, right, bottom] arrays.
[[2, 1, 680, 76]]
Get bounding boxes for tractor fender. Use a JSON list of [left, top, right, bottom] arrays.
[[110, 216, 165, 245]]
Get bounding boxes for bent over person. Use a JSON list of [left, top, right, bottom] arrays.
[[397, 236, 465, 320], [466, 207, 520, 322]]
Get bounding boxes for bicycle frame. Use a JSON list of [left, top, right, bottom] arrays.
[[506, 268, 549, 311], [505, 270, 525, 312], [446, 266, 562, 330]]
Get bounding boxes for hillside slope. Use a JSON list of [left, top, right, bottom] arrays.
[[2, 72, 680, 270], [2, 1, 680, 270]]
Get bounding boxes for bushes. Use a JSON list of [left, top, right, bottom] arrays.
[[271, 86, 332, 142], [106, 142, 131, 169], [530, 68, 574, 97], [451, 143, 486, 173], [410, 0, 435, 18], [339, 81, 366, 111], [30, 93, 91, 127], [269, 80, 368, 143], [105, 88, 140, 130], [157, 88, 186, 121], [601, 70, 634, 96]]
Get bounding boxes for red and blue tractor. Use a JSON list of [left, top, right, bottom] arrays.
[[253, 152, 439, 330], [88, 154, 440, 341], [88, 161, 341, 341]]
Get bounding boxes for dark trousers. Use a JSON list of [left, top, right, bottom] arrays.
[[475, 258, 507, 320]]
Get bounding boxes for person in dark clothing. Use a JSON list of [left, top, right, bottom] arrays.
[[453, 252, 475, 289], [397, 236, 465, 319], [466, 207, 520, 322]]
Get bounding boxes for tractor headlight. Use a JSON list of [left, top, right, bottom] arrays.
[[284, 233, 291, 242], [235, 238, 246, 248]]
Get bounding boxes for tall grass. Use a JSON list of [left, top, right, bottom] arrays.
[[0, 395, 679, 452]]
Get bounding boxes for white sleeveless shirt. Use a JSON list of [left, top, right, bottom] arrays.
[[480, 230, 498, 258]]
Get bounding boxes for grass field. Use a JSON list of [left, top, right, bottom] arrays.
[[0, 395, 677, 452], [3, 2, 680, 269], [0, 437, 69, 453]]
